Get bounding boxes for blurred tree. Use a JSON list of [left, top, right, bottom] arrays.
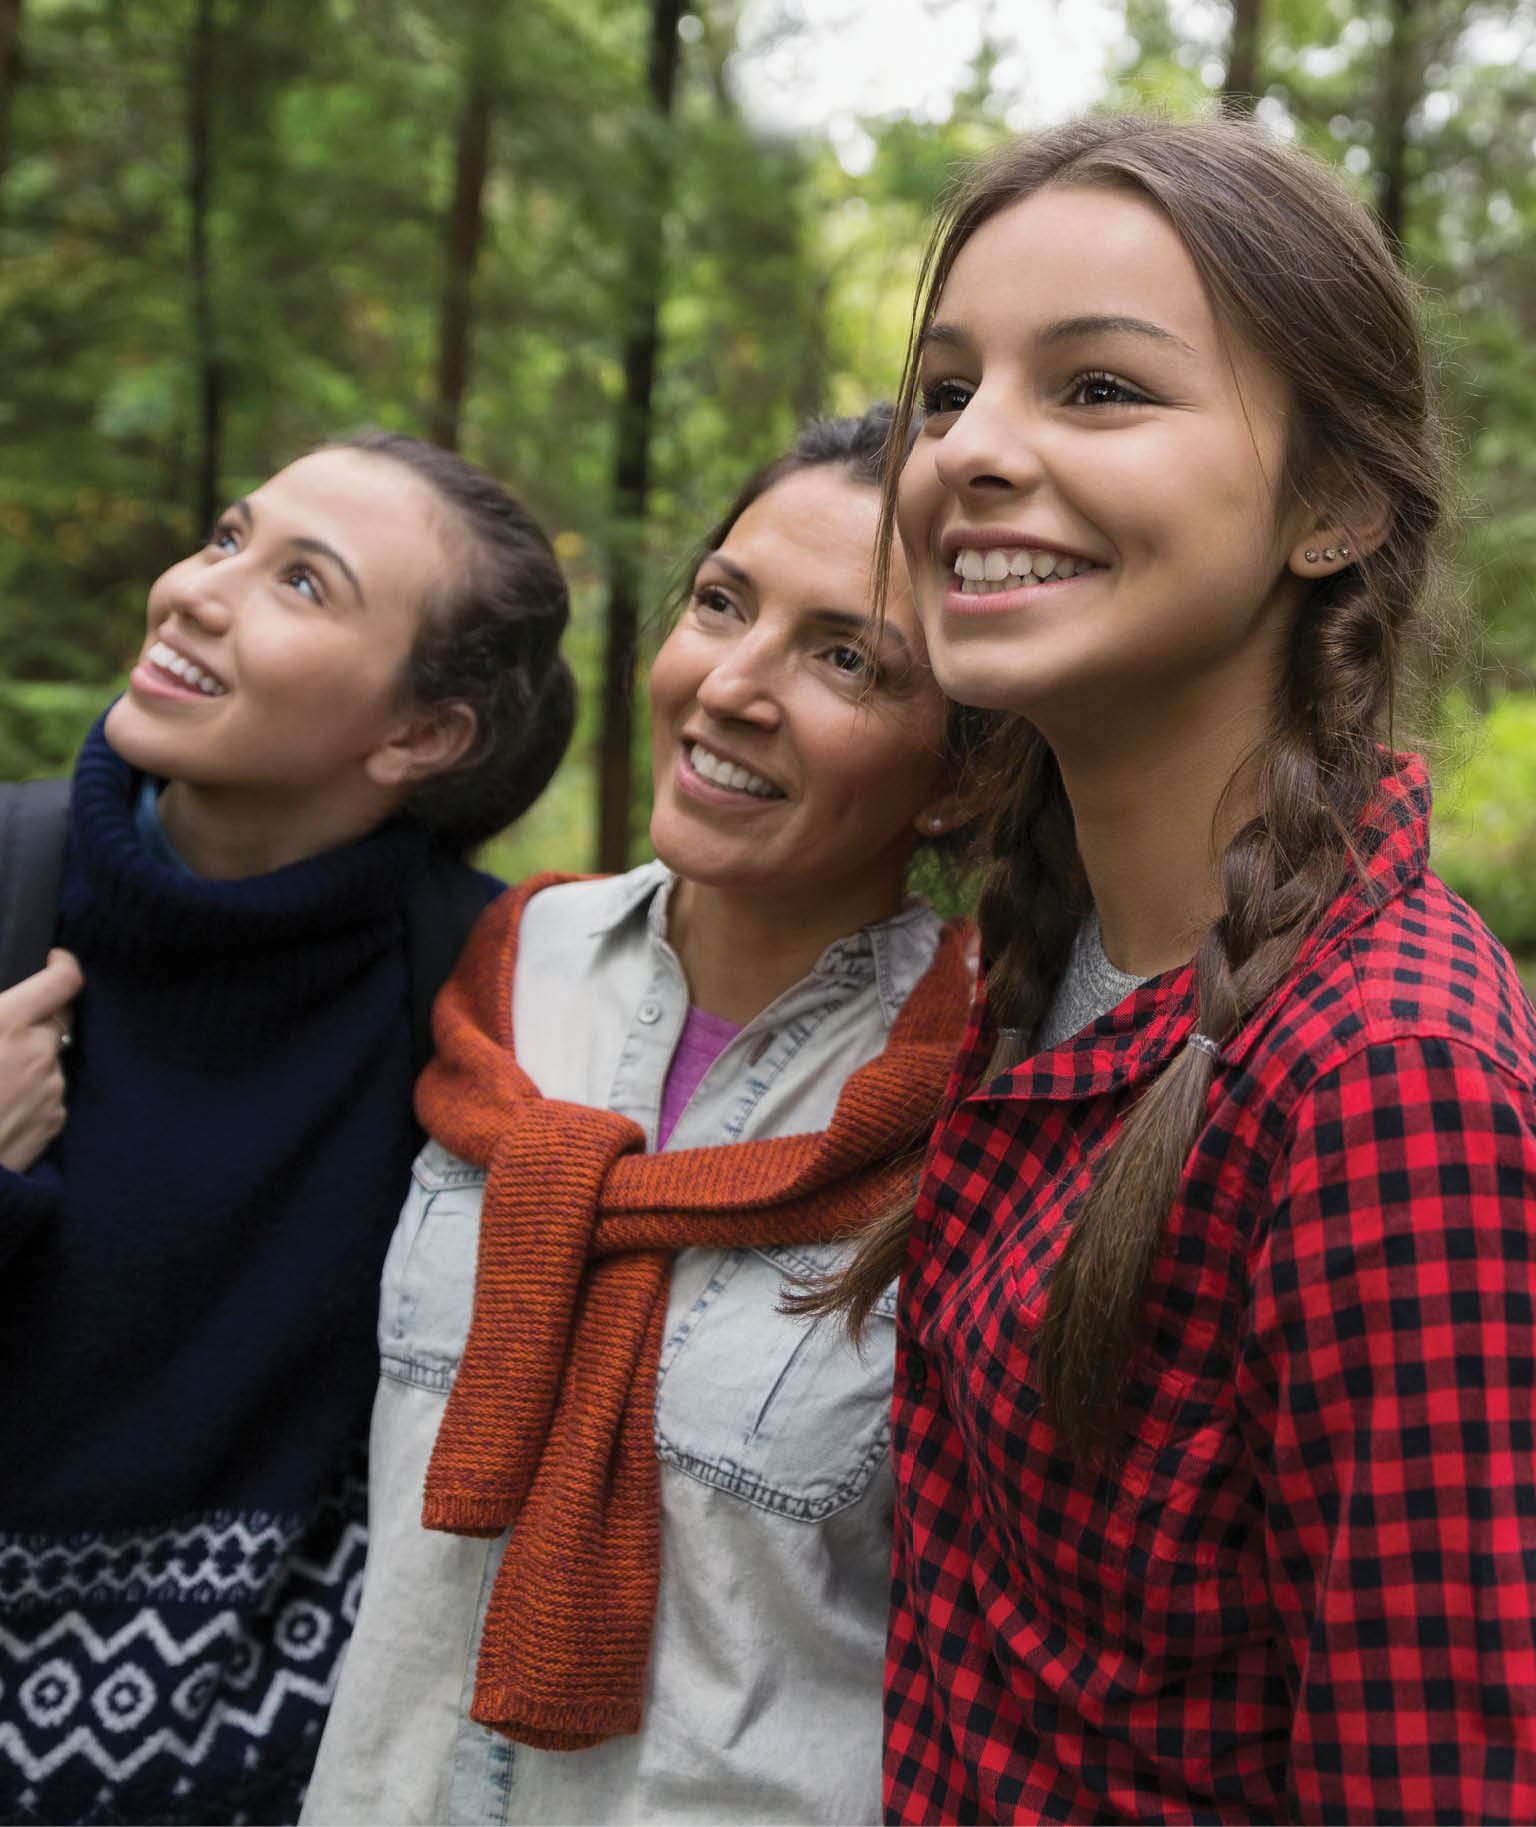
[[1376, 0, 1419, 246], [432, 54, 494, 452], [597, 0, 682, 872], [187, 0, 222, 529], [0, 0, 21, 215], [1223, 0, 1263, 110]]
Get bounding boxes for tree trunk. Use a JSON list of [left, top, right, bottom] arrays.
[[1376, 0, 1415, 251], [188, 0, 222, 532], [1221, 0, 1261, 112], [596, 0, 683, 872], [0, 0, 22, 225], [431, 76, 493, 452]]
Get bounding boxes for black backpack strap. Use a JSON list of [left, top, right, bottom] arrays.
[[404, 853, 497, 1080], [0, 777, 71, 993]]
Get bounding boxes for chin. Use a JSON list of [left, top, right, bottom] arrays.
[[103, 697, 208, 785], [102, 695, 157, 768]]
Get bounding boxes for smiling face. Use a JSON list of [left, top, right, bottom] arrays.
[[648, 467, 953, 924], [105, 448, 456, 850], [897, 183, 1311, 740]]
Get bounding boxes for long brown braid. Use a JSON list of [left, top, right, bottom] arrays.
[[805, 117, 1446, 1452]]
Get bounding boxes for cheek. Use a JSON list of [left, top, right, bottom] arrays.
[[647, 630, 699, 726], [243, 631, 399, 732], [811, 714, 946, 827], [896, 454, 939, 551]]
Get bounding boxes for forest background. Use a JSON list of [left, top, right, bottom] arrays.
[[3, 0, 1536, 955]]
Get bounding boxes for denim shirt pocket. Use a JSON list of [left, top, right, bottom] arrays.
[[377, 1140, 486, 1392], [653, 1242, 896, 1521]]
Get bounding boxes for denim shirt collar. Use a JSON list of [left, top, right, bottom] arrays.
[[584, 858, 938, 1030]]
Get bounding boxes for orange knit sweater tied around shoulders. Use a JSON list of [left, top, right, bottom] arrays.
[[416, 873, 974, 1752]]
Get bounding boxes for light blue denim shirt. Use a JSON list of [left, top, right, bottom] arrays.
[[303, 862, 948, 1826]]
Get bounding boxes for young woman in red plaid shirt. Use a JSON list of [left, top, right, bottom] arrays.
[[826, 116, 1536, 1823]]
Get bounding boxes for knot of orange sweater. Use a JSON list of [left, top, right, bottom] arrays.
[[418, 873, 973, 1750]]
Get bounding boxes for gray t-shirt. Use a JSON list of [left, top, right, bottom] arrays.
[[1035, 913, 1148, 1052]]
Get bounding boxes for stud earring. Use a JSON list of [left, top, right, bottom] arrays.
[[1304, 548, 1320, 564], [1338, 544, 1352, 559], [1323, 547, 1336, 562], [928, 815, 945, 833]]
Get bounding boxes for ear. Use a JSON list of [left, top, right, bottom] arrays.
[[1285, 488, 1392, 581], [913, 781, 990, 841], [364, 701, 477, 791]]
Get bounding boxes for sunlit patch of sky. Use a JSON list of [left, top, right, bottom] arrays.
[[727, 0, 1125, 173], [722, 0, 1534, 172]]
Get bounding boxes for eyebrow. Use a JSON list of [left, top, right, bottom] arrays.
[[808, 607, 911, 660], [225, 498, 364, 607], [922, 314, 1198, 359], [699, 554, 911, 658]]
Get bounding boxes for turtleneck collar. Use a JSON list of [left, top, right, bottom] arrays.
[[60, 712, 435, 971]]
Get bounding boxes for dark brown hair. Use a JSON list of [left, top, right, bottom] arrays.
[[814, 116, 1446, 1436], [332, 431, 576, 855]]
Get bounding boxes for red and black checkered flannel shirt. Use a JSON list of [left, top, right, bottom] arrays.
[[889, 756, 1536, 1825]]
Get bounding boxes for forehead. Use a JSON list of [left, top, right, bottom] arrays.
[[721, 468, 922, 631], [939, 185, 1216, 350], [252, 449, 451, 570], [724, 469, 877, 577]]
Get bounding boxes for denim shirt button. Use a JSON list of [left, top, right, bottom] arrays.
[[903, 1346, 928, 1391], [637, 1000, 663, 1025]]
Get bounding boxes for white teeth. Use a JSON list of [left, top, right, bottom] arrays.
[[148, 639, 227, 697], [688, 742, 780, 800], [951, 546, 1097, 589]]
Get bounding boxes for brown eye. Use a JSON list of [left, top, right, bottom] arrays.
[[920, 380, 973, 416], [693, 585, 739, 618], [827, 644, 873, 676], [1070, 371, 1150, 407]]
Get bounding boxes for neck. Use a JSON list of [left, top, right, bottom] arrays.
[[157, 779, 399, 879], [666, 870, 906, 1026], [1047, 685, 1272, 980]]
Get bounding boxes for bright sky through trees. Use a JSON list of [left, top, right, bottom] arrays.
[[729, 0, 1125, 169]]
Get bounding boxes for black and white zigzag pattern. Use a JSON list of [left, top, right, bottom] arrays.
[[0, 1471, 366, 1827]]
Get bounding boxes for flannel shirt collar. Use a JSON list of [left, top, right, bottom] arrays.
[[962, 752, 1432, 1107]]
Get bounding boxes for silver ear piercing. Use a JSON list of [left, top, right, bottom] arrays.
[[1323, 547, 1337, 561], [1338, 544, 1352, 559], [1304, 548, 1320, 563], [928, 815, 945, 833]]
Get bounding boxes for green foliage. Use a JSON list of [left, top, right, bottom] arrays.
[[2, 0, 1534, 943], [1433, 692, 1536, 951], [0, 681, 112, 779]]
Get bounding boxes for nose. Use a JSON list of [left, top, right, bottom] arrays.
[[692, 629, 783, 730], [932, 381, 1042, 501], [150, 554, 235, 634]]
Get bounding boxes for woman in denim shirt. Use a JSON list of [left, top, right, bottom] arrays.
[[304, 408, 989, 1826]]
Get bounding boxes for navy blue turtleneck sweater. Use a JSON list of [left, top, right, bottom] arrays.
[[0, 722, 498, 1825]]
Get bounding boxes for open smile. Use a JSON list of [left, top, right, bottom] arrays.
[[951, 544, 1103, 595], [940, 542, 1107, 617], [136, 638, 229, 698], [677, 739, 786, 807]]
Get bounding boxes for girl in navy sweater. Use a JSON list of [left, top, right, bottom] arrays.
[[0, 432, 573, 1825]]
